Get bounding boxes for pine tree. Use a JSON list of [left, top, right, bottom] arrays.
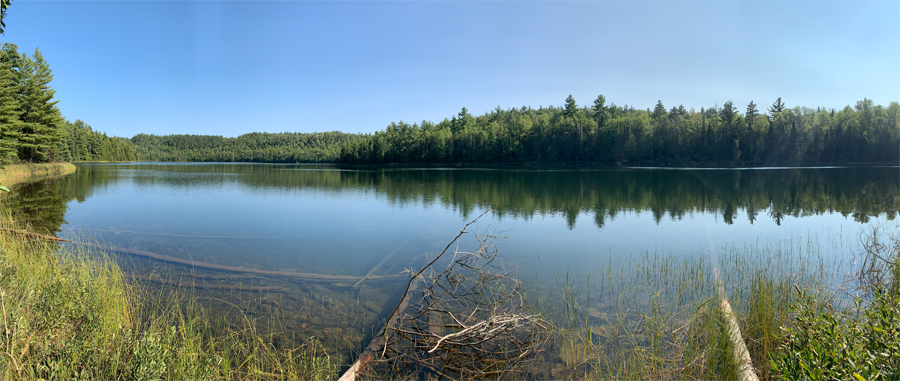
[[592, 94, 608, 127], [746, 100, 758, 130], [0, 56, 21, 163], [18, 48, 64, 162], [0, 0, 12, 35], [768, 97, 785, 118], [564, 95, 577, 118]]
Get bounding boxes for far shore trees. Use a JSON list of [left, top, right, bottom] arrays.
[[338, 95, 900, 166]]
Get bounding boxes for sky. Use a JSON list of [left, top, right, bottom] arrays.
[[1, 1, 898, 138]]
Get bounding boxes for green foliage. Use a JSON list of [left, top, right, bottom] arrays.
[[131, 131, 360, 163], [0, 52, 21, 164], [0, 228, 340, 380], [770, 288, 900, 381], [338, 96, 900, 166], [771, 238, 900, 381], [0, 43, 134, 165], [17, 48, 65, 162], [58, 120, 138, 162], [0, 0, 11, 35]]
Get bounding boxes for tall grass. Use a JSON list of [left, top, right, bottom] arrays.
[[536, 233, 845, 380], [0, 163, 76, 187], [0, 228, 340, 380]]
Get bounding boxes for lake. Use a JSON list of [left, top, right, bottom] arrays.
[[4, 163, 898, 363]]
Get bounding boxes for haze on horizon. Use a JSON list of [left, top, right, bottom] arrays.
[[2, 1, 897, 138]]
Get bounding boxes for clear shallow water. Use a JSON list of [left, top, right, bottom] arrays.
[[4, 163, 899, 360]]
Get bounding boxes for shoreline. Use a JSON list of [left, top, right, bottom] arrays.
[[0, 162, 77, 187]]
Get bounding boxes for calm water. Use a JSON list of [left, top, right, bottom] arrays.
[[5, 163, 899, 359]]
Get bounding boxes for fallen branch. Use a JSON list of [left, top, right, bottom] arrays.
[[128, 273, 291, 293], [65, 242, 405, 284]]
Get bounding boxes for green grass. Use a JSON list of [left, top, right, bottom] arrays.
[[535, 234, 844, 380], [1, 212, 894, 380], [0, 228, 341, 380], [0, 163, 77, 188]]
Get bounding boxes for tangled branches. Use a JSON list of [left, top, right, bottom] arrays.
[[375, 211, 551, 379]]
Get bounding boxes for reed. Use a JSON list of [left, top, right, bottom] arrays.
[[0, 226, 340, 380], [0, 163, 76, 187], [535, 232, 846, 380]]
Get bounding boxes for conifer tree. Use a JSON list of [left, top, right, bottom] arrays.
[[18, 48, 64, 162], [564, 95, 577, 118], [768, 97, 785, 118], [592, 94, 608, 127], [746, 100, 758, 130], [0, 57, 21, 163], [0, 0, 12, 35]]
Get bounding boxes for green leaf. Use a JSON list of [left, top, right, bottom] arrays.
[[853, 372, 867, 381], [0, 185, 9, 192]]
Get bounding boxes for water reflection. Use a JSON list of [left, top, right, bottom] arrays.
[[6, 164, 897, 234]]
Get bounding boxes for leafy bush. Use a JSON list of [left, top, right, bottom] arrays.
[[769, 287, 900, 380]]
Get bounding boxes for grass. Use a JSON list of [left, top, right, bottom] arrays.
[[0, 225, 341, 380], [535, 233, 846, 380], [0, 163, 77, 188], [0, 202, 893, 380]]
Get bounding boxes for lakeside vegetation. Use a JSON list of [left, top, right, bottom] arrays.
[[1, 43, 138, 165], [0, 162, 73, 187], [102, 96, 900, 168], [541, 228, 900, 380], [0, 226, 340, 380], [338, 96, 900, 166]]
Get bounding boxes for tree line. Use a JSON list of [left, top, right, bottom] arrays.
[[0, 43, 137, 164], [130, 131, 361, 163], [338, 96, 900, 166]]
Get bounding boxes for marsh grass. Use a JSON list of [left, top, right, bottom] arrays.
[[0, 163, 76, 188], [0, 227, 341, 380], [537, 234, 843, 380]]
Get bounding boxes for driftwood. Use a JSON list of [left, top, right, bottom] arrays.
[[128, 273, 291, 293], [338, 277, 426, 381], [711, 247, 760, 381], [340, 210, 550, 380], [75, 228, 271, 240], [66, 242, 405, 284]]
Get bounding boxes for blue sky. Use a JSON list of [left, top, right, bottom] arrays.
[[2, 1, 898, 137]]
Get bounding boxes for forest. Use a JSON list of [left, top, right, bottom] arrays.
[[0, 42, 137, 164], [131, 131, 360, 163], [2, 39, 898, 167], [338, 95, 900, 166]]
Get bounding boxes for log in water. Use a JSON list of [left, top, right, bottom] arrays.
[[66, 242, 405, 284]]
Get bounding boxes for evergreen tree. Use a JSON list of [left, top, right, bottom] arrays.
[[746, 100, 758, 130], [18, 48, 64, 162], [651, 100, 667, 121], [0, 0, 12, 35], [564, 95, 577, 118], [0, 56, 21, 163], [592, 94, 608, 127], [768, 97, 786, 118], [453, 107, 474, 134]]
